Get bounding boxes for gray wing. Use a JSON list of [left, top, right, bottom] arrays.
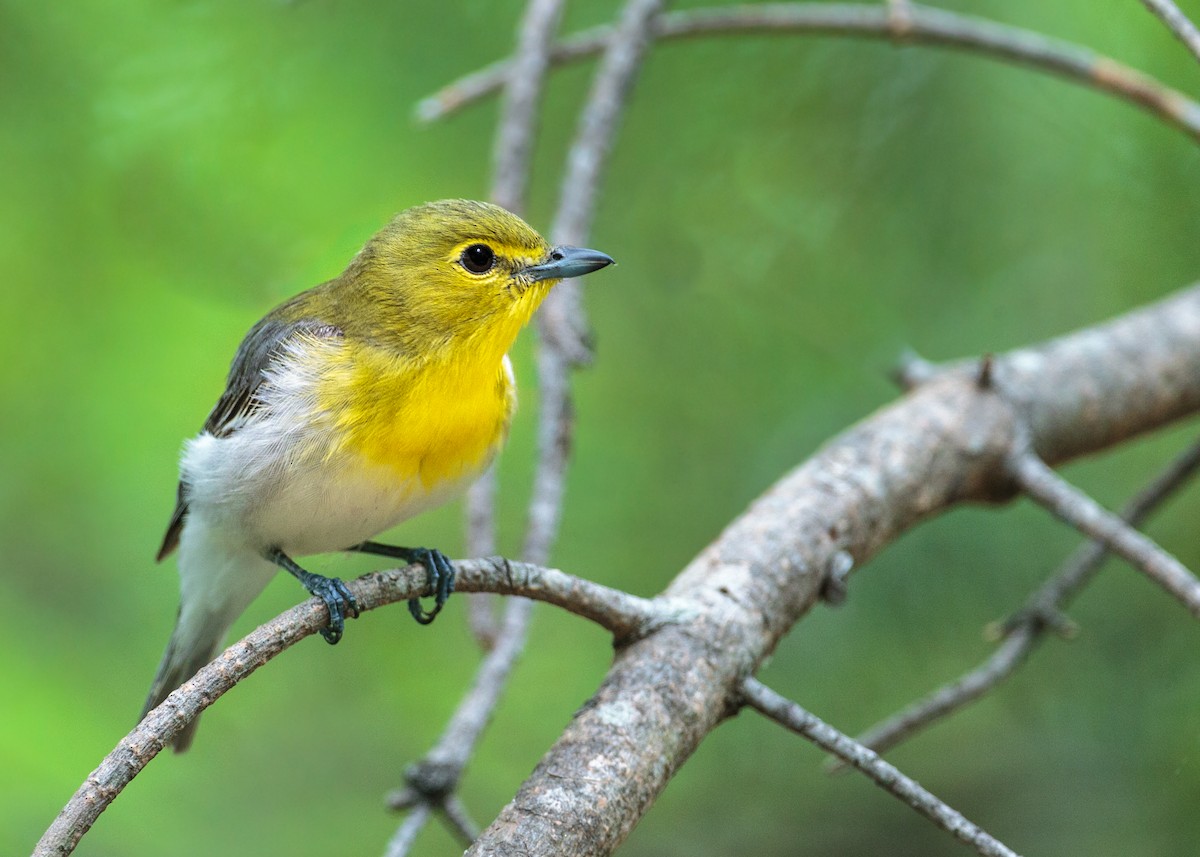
[[156, 317, 343, 561]]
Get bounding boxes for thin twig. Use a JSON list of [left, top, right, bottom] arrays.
[[526, 0, 667, 563], [1010, 449, 1200, 617], [390, 598, 534, 826], [1020, 436, 1200, 614], [382, 802, 433, 857], [33, 559, 660, 857], [886, 0, 914, 38], [465, 0, 567, 652], [831, 626, 1037, 771], [417, 4, 1200, 145], [1140, 0, 1200, 66], [830, 430, 1200, 769], [491, 0, 566, 214], [741, 679, 1022, 857], [440, 796, 482, 846]]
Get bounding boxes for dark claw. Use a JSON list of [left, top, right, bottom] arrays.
[[340, 541, 454, 626], [267, 548, 360, 645], [405, 547, 456, 626], [303, 573, 359, 645]]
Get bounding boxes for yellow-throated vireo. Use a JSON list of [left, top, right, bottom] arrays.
[[144, 199, 613, 750]]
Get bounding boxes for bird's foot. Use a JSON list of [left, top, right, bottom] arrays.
[[301, 572, 360, 644], [402, 547, 455, 625], [268, 548, 360, 644], [345, 541, 456, 625]]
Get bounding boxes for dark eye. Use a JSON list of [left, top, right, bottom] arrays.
[[461, 243, 496, 274]]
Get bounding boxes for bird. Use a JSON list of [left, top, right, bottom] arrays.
[[143, 199, 614, 750]]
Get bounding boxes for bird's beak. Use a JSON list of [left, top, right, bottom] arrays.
[[525, 246, 615, 282]]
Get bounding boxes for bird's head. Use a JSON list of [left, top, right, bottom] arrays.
[[341, 199, 613, 354]]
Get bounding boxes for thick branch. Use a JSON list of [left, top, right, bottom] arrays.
[[418, 4, 1200, 145], [741, 679, 1021, 857], [466, 284, 1200, 856]]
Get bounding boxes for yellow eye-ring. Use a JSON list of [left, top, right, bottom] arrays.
[[461, 243, 496, 274]]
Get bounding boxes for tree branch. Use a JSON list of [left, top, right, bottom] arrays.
[[462, 283, 1200, 856], [32, 559, 657, 857], [1139, 0, 1200, 67], [741, 679, 1021, 857], [832, 434, 1200, 767], [382, 803, 434, 857], [417, 3, 1200, 145], [833, 629, 1037, 772], [385, 3, 573, 851], [885, 0, 914, 39]]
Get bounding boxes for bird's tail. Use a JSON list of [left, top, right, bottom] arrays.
[[140, 610, 228, 752], [142, 516, 279, 752]]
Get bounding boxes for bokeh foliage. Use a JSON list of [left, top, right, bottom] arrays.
[[5, 0, 1200, 854]]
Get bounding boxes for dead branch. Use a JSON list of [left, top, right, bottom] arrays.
[[465, 284, 1200, 856], [417, 4, 1200, 146], [836, 434, 1200, 763]]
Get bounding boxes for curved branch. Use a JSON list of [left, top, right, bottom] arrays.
[[418, 3, 1200, 145], [32, 559, 658, 857], [466, 283, 1200, 856]]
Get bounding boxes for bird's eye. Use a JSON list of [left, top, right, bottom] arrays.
[[461, 243, 496, 274]]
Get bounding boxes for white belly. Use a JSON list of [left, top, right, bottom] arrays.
[[180, 414, 484, 558]]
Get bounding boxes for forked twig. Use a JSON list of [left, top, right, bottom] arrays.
[[836, 437, 1200, 765]]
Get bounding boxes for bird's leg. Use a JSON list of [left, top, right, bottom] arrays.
[[267, 548, 359, 644], [345, 541, 455, 625]]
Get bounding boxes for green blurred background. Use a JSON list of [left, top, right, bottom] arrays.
[[6, 0, 1200, 854]]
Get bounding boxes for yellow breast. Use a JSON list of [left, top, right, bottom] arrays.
[[317, 341, 515, 490]]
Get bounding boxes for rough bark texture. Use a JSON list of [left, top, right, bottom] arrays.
[[468, 284, 1200, 855]]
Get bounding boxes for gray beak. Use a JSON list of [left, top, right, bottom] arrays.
[[525, 246, 615, 282]]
